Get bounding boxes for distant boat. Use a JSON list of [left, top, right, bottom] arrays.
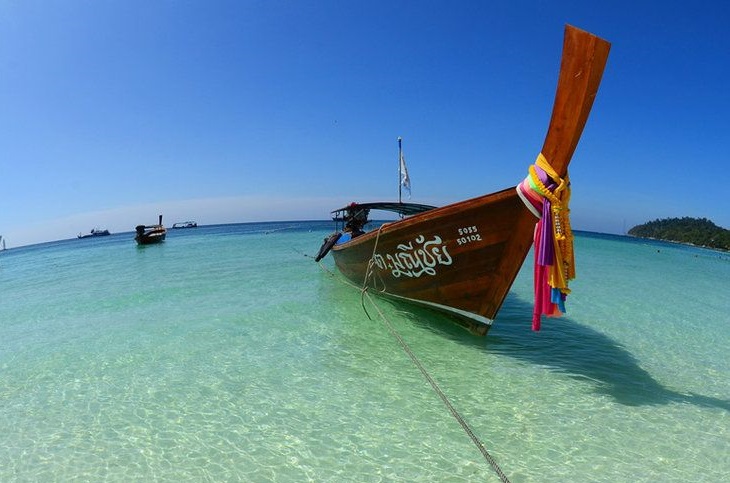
[[135, 215, 166, 245], [1, 235, 5, 251], [314, 25, 610, 336], [78, 228, 111, 239], [172, 221, 198, 229]]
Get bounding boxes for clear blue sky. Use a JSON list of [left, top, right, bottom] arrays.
[[1, 0, 728, 247]]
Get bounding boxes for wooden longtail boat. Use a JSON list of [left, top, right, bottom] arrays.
[[135, 215, 167, 245], [317, 25, 610, 335]]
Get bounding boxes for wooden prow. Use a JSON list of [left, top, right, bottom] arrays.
[[481, 26, 610, 320], [541, 25, 611, 177]]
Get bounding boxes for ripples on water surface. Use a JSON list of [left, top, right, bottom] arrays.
[[0, 224, 728, 482]]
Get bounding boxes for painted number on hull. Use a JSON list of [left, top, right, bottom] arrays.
[[373, 235, 453, 278], [457, 225, 481, 246]]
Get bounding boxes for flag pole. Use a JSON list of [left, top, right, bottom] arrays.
[[398, 136, 403, 204]]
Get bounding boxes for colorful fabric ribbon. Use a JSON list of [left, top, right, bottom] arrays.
[[516, 153, 575, 331]]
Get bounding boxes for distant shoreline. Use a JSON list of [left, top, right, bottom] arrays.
[[625, 234, 729, 253], [627, 217, 730, 252]]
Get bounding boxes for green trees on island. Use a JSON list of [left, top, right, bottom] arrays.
[[628, 217, 730, 251]]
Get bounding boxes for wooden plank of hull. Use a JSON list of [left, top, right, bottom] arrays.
[[329, 25, 610, 334]]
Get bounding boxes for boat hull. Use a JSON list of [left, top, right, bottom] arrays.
[[331, 188, 536, 334], [135, 229, 166, 245]]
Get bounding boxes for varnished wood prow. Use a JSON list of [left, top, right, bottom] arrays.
[[541, 25, 611, 177]]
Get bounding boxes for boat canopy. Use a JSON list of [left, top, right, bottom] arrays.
[[331, 202, 436, 220]]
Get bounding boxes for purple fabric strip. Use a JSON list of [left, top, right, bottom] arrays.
[[538, 200, 554, 266], [535, 165, 558, 192], [534, 165, 557, 191], [534, 165, 548, 183]]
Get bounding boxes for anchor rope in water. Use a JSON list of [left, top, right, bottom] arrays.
[[360, 290, 511, 483], [360, 224, 387, 318], [314, 226, 511, 482]]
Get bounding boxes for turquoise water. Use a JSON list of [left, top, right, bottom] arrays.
[[1, 223, 728, 482]]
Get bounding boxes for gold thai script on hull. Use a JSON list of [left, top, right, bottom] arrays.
[[374, 235, 453, 278]]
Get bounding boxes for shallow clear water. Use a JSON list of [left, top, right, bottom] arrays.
[[1, 223, 728, 482]]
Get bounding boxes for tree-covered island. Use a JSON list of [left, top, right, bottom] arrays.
[[628, 217, 730, 251]]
